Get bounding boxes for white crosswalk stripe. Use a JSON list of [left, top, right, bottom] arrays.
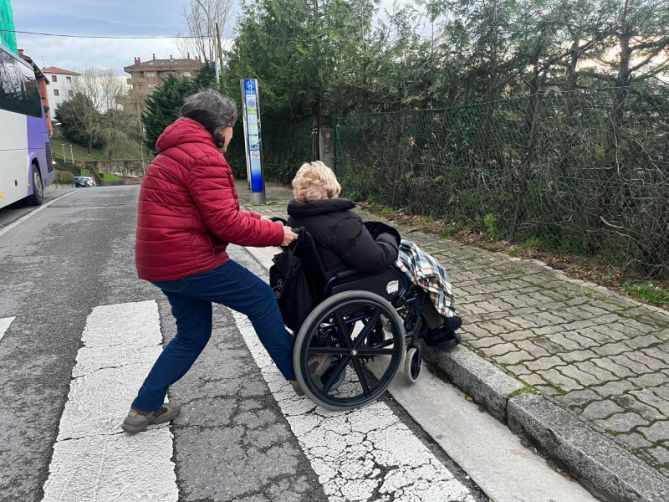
[[231, 311, 475, 502], [41, 301, 178, 502], [0, 317, 14, 343]]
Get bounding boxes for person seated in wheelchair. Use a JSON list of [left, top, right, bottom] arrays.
[[287, 161, 461, 349]]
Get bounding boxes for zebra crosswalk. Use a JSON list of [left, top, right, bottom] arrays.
[[41, 301, 178, 502], [0, 299, 478, 502], [0, 316, 14, 343]]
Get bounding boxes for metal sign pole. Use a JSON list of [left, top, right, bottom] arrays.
[[240, 78, 266, 205]]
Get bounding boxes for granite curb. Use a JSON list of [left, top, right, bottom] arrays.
[[423, 344, 669, 502]]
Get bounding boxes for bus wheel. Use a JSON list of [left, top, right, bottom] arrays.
[[27, 163, 44, 206]]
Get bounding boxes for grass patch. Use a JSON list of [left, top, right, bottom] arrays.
[[508, 385, 537, 398], [620, 283, 669, 309]]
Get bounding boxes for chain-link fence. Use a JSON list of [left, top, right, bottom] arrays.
[[335, 86, 669, 278], [227, 118, 315, 184]]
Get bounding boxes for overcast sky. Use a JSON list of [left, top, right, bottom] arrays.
[[13, 0, 232, 73], [13, 0, 405, 75]]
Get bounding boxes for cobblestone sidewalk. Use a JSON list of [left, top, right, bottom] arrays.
[[238, 181, 669, 479]]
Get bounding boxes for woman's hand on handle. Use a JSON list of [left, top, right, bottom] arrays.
[[282, 226, 298, 246]]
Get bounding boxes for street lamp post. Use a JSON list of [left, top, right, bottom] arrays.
[[61, 144, 66, 164], [69, 145, 74, 164]]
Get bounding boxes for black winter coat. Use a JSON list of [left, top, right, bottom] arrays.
[[287, 198, 399, 275]]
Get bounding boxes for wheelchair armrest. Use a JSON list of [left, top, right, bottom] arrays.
[[332, 268, 364, 282]]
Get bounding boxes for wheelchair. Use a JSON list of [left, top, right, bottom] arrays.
[[271, 219, 433, 411]]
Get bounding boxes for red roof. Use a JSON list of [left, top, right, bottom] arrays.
[[41, 66, 81, 76]]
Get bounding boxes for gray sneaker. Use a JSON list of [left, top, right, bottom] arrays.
[[121, 403, 181, 434]]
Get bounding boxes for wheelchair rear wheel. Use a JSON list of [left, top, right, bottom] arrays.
[[293, 290, 406, 411]]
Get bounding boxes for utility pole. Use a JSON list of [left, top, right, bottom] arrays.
[[61, 144, 66, 164], [69, 145, 74, 164]]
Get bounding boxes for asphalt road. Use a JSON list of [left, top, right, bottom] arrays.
[[0, 186, 596, 502], [0, 186, 485, 502]]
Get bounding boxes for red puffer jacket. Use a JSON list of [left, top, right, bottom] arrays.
[[135, 117, 284, 281]]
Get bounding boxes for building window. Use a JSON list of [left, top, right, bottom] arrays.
[[66, 76, 72, 83], [53, 89, 59, 96], [183, 72, 192, 77], [51, 75, 58, 83], [68, 90, 73, 97], [145, 71, 156, 78]]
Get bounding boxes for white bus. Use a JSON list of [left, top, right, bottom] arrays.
[[0, 42, 54, 209]]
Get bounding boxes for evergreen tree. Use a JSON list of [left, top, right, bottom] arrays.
[[142, 62, 217, 151]]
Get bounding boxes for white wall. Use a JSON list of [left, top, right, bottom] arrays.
[[46, 74, 80, 113]]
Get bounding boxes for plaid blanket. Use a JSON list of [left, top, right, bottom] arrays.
[[395, 240, 456, 318]]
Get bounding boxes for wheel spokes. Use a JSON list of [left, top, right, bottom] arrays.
[[307, 346, 352, 356], [353, 308, 382, 349], [351, 357, 371, 396], [321, 356, 350, 394]]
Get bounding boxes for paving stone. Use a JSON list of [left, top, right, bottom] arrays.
[[461, 324, 493, 339], [609, 354, 653, 375], [651, 385, 669, 401], [582, 400, 626, 420], [590, 342, 630, 358], [576, 361, 618, 382], [525, 337, 562, 355], [510, 339, 551, 359], [624, 351, 667, 372], [558, 365, 602, 387], [625, 334, 665, 350], [638, 421, 669, 443], [611, 394, 665, 422], [524, 356, 566, 372], [561, 331, 599, 349], [647, 346, 669, 365], [480, 343, 520, 358], [594, 412, 649, 433], [559, 349, 597, 363], [557, 389, 601, 407], [631, 389, 669, 416], [615, 432, 653, 450], [496, 329, 535, 343], [495, 350, 533, 365], [590, 380, 636, 397], [589, 358, 636, 379], [518, 373, 549, 387], [539, 369, 584, 392], [533, 321, 566, 334], [589, 324, 629, 343], [547, 333, 584, 352], [504, 363, 531, 376], [644, 445, 669, 464], [628, 373, 669, 389], [467, 336, 501, 349], [534, 385, 563, 397]]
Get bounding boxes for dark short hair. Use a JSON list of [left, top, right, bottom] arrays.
[[180, 89, 237, 147]]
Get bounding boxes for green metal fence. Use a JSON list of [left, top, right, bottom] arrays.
[[335, 86, 669, 278]]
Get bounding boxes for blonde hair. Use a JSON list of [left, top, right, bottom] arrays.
[[292, 161, 342, 203]]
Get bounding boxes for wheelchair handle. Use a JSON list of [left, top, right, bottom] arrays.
[[269, 216, 288, 224]]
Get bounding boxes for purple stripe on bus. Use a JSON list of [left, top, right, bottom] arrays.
[[26, 115, 50, 194]]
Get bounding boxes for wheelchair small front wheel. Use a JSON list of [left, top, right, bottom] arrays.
[[293, 290, 405, 411], [405, 345, 422, 383]]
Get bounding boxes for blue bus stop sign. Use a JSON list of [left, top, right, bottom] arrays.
[[240, 78, 265, 204]]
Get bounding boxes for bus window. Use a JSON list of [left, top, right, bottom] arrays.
[[0, 49, 42, 117]]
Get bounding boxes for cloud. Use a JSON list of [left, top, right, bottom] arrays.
[[18, 35, 187, 75]]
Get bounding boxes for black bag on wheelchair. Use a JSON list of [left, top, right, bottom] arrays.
[[269, 244, 314, 332]]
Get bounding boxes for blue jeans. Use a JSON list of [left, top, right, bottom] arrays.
[[131, 261, 295, 412]]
